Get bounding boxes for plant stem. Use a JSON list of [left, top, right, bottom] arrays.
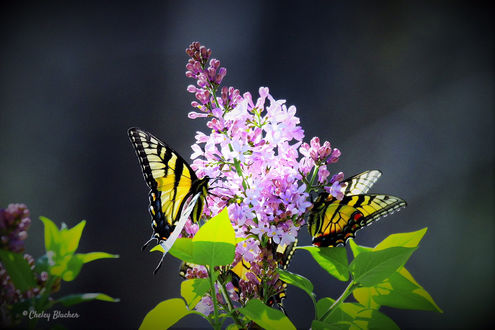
[[38, 276, 57, 310], [307, 165, 320, 193], [207, 266, 221, 330], [217, 280, 244, 328], [319, 281, 357, 322]]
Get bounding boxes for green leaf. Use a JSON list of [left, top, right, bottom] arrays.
[[396, 267, 442, 312], [315, 297, 335, 320], [322, 302, 399, 330], [353, 267, 443, 313], [235, 237, 247, 245], [56, 293, 119, 306], [191, 208, 236, 266], [49, 253, 70, 277], [58, 220, 86, 256], [322, 302, 356, 325], [278, 269, 315, 303], [77, 251, 119, 264], [348, 239, 372, 258], [226, 323, 241, 330], [40, 216, 62, 254], [139, 298, 192, 330], [349, 247, 416, 286], [311, 319, 351, 330], [34, 254, 51, 273], [352, 286, 381, 309], [192, 241, 235, 267], [61, 254, 85, 281], [353, 306, 400, 330], [238, 299, 296, 330], [374, 228, 428, 250], [233, 158, 243, 177], [181, 278, 211, 309], [167, 238, 196, 263], [0, 250, 37, 292], [298, 246, 349, 281]]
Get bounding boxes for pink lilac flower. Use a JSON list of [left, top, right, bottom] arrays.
[[0, 203, 31, 252], [195, 295, 214, 316], [0, 203, 56, 327], [225, 282, 239, 302]]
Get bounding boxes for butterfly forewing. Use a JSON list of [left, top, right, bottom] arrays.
[[128, 127, 208, 244], [342, 169, 382, 195]]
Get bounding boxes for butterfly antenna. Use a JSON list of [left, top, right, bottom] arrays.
[[141, 236, 155, 251]]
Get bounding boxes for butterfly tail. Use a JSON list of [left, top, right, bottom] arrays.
[[153, 254, 165, 275]]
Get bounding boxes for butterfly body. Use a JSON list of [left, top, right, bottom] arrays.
[[128, 127, 209, 247], [309, 170, 406, 247]]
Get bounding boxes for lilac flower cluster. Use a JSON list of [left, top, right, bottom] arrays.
[[0, 204, 54, 327], [182, 42, 344, 315], [0, 203, 31, 252]]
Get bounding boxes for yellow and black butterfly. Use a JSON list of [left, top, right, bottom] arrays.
[[309, 170, 406, 247], [230, 240, 297, 309], [128, 128, 209, 268]]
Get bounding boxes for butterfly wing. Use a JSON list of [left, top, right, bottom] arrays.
[[341, 170, 382, 195], [128, 127, 206, 243], [310, 193, 406, 247], [268, 240, 297, 307]]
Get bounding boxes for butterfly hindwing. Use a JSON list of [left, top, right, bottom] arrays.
[[128, 127, 209, 244], [309, 170, 406, 247]]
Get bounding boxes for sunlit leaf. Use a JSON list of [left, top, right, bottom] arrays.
[[181, 278, 210, 309], [315, 297, 335, 320], [58, 220, 86, 256], [139, 298, 192, 330], [278, 269, 315, 302], [77, 252, 119, 264], [349, 247, 416, 286], [56, 293, 119, 306], [40, 216, 61, 254], [238, 299, 296, 330], [353, 267, 443, 313], [353, 306, 399, 330], [311, 319, 349, 330], [352, 286, 381, 309], [168, 238, 195, 263], [348, 239, 372, 258], [322, 302, 399, 330], [191, 208, 236, 266], [61, 254, 84, 281], [298, 246, 349, 281], [374, 228, 428, 250]]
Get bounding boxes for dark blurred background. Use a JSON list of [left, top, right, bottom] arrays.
[[1, 1, 493, 329]]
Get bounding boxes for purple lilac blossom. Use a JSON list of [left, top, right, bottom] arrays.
[[0, 204, 53, 327], [182, 42, 344, 313]]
